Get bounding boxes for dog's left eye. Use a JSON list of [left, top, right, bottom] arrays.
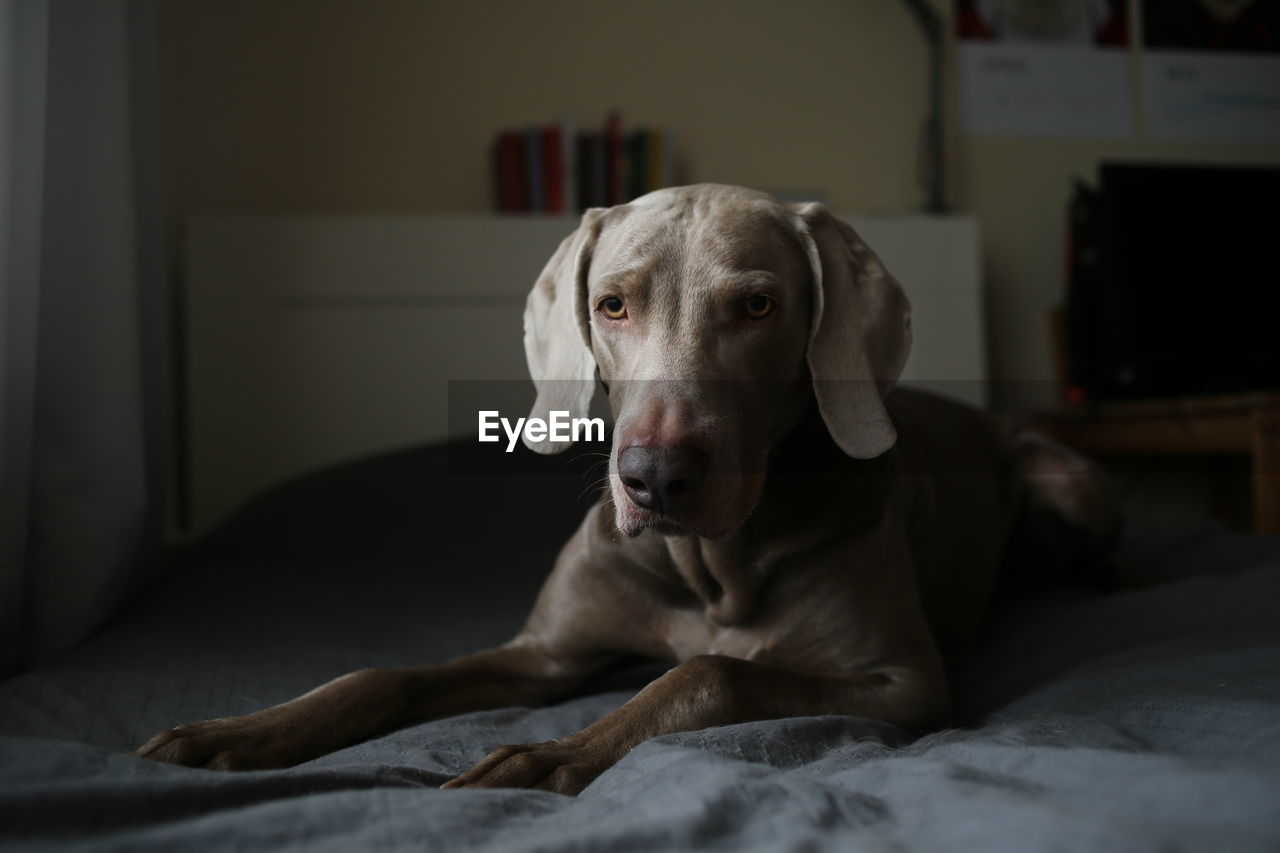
[[600, 297, 627, 320], [745, 294, 774, 318]]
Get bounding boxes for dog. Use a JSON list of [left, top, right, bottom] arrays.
[[136, 184, 1119, 794]]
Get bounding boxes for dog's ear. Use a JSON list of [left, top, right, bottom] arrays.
[[792, 203, 912, 459], [522, 208, 605, 453]]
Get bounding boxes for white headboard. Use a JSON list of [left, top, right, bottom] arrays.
[[183, 214, 984, 534]]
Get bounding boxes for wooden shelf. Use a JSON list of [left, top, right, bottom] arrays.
[[1041, 392, 1280, 534]]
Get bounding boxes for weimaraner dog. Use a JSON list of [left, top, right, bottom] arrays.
[[137, 184, 1118, 794]]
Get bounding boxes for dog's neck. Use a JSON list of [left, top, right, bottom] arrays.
[[662, 534, 761, 625], [661, 400, 894, 626]]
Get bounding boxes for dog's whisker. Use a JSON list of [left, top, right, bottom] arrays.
[[576, 474, 611, 502]]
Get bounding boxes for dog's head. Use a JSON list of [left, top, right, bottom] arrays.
[[523, 184, 911, 539]]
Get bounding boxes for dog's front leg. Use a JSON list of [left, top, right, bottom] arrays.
[[443, 653, 947, 795], [134, 640, 604, 770]]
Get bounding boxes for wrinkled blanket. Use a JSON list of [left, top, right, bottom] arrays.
[[2, 446, 1279, 851]]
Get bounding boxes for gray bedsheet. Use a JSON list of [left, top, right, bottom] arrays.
[[2, 445, 1279, 851]]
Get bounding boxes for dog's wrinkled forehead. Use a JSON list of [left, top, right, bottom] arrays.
[[588, 188, 808, 295]]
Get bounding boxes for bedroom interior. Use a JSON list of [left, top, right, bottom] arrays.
[[2, 0, 1279, 849]]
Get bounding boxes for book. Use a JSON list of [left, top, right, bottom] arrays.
[[558, 115, 576, 217], [661, 130, 676, 188], [524, 127, 544, 213], [576, 133, 595, 212], [647, 129, 665, 193], [625, 130, 649, 201], [542, 124, 564, 215], [589, 132, 607, 208], [493, 131, 527, 213], [605, 110, 624, 206]]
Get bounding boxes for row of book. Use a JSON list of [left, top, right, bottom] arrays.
[[492, 112, 676, 214]]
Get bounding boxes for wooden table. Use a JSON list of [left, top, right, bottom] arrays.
[[1042, 393, 1280, 534]]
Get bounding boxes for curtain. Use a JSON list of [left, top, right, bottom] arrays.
[[0, 0, 168, 675]]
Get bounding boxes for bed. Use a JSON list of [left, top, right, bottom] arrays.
[[2, 441, 1278, 851]]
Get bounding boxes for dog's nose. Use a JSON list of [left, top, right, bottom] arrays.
[[618, 445, 709, 513]]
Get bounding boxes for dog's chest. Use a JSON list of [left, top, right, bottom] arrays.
[[655, 587, 877, 672], [654, 535, 879, 671]]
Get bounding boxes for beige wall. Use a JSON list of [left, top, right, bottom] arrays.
[[157, 0, 1280, 406]]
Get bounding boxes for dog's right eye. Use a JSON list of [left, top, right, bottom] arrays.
[[600, 297, 627, 320], [745, 293, 775, 319]]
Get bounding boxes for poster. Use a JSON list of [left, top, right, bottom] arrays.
[[1141, 0, 1280, 141], [956, 0, 1134, 138]]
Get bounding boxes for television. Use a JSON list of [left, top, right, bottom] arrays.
[[1065, 162, 1280, 402]]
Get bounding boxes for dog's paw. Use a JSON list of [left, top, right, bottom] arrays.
[[133, 714, 292, 771], [441, 738, 609, 795]]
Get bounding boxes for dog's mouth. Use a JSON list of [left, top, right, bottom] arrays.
[[628, 514, 692, 538], [609, 472, 756, 541], [616, 510, 735, 541]]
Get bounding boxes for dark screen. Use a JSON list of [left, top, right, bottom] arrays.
[[1099, 163, 1280, 397]]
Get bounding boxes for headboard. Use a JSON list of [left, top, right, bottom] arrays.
[[183, 214, 984, 534]]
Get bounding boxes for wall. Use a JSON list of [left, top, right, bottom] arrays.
[[156, 0, 932, 213], [156, 0, 1280, 407]]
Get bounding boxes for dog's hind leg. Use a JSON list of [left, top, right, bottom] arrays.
[[1002, 430, 1124, 588]]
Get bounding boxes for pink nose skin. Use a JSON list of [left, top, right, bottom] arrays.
[[618, 445, 709, 513]]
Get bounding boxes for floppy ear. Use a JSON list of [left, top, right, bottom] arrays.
[[792, 203, 912, 459], [522, 208, 605, 453]]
